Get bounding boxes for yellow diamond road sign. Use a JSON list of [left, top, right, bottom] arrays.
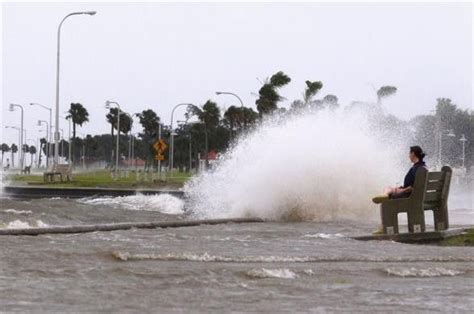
[[153, 139, 167, 153]]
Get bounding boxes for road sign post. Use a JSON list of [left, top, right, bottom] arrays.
[[153, 124, 167, 181]]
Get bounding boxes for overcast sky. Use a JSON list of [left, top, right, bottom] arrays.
[[1, 2, 472, 146]]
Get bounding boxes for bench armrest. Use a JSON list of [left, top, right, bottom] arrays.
[[381, 197, 411, 211]]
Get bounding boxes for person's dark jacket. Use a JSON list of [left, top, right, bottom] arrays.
[[390, 161, 427, 199], [403, 161, 426, 188]]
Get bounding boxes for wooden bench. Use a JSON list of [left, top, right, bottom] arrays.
[[21, 166, 31, 174], [380, 166, 452, 234], [43, 164, 72, 182]]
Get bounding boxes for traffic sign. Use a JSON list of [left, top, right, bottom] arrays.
[[153, 139, 168, 153]]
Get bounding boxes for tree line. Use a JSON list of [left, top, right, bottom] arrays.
[[1, 71, 472, 172]]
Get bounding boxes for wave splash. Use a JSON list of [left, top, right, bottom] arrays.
[[246, 268, 298, 279], [78, 194, 185, 215], [184, 109, 403, 221], [0, 219, 48, 229]]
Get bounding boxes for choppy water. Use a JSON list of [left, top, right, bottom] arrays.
[[1, 193, 473, 312]]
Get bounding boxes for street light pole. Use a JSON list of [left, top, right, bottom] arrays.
[[460, 134, 468, 169], [215, 91, 244, 108], [123, 112, 134, 172], [37, 120, 49, 165], [58, 128, 65, 158], [169, 103, 196, 171], [77, 132, 86, 169], [438, 129, 456, 168], [54, 11, 96, 167], [105, 101, 121, 177], [26, 138, 36, 167], [30, 103, 52, 168], [178, 119, 195, 172], [61, 115, 72, 164], [9, 104, 24, 171]]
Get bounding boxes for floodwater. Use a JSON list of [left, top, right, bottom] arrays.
[[1, 193, 473, 312]]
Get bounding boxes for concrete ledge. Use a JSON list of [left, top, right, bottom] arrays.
[[352, 228, 467, 243], [2, 185, 184, 199], [0, 218, 264, 236]]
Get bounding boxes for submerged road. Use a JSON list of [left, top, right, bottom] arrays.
[[2, 185, 185, 199]]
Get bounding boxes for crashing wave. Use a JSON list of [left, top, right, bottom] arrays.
[[384, 267, 465, 277], [111, 251, 474, 263]]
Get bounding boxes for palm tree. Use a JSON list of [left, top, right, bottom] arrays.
[[322, 94, 339, 109], [106, 108, 119, 165], [303, 80, 323, 105], [377, 86, 397, 104], [1, 143, 10, 168], [21, 144, 29, 169], [190, 100, 221, 163], [29, 145, 37, 167], [67, 103, 89, 164], [224, 106, 259, 139], [39, 138, 47, 168], [136, 109, 161, 168], [256, 71, 291, 116], [11, 143, 18, 168]]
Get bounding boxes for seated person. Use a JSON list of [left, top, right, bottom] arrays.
[[373, 146, 427, 204], [372, 146, 427, 234]]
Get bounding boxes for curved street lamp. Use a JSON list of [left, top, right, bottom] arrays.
[[215, 91, 244, 108], [169, 103, 198, 171], [54, 11, 96, 167], [31, 103, 52, 167], [105, 100, 121, 177], [9, 104, 24, 170]]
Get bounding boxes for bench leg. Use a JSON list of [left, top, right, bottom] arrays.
[[407, 208, 425, 233], [381, 204, 399, 234], [433, 205, 449, 231]]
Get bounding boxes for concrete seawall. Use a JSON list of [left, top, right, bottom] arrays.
[[2, 185, 185, 199], [0, 218, 264, 236]]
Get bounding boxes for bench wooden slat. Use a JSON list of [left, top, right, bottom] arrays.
[[424, 191, 442, 202], [426, 180, 444, 191], [427, 172, 443, 180]]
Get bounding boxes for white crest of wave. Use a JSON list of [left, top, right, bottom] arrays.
[[385, 267, 465, 277], [1, 219, 48, 229], [185, 109, 402, 221], [111, 251, 316, 263], [302, 233, 344, 239], [0, 169, 8, 196], [3, 209, 33, 215], [111, 251, 474, 263], [79, 194, 185, 215], [246, 268, 298, 279]]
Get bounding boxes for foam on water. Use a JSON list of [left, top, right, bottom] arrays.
[[111, 251, 474, 263], [302, 233, 344, 239], [0, 219, 49, 229], [3, 209, 33, 215], [78, 194, 185, 215], [384, 267, 465, 277], [246, 268, 298, 279], [185, 109, 403, 221]]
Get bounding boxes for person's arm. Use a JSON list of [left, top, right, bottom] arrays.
[[393, 186, 413, 194]]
